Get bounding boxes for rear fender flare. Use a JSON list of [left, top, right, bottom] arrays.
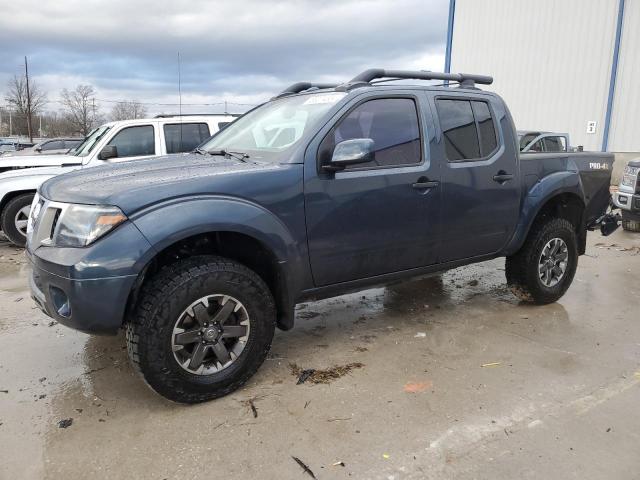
[[505, 171, 585, 255]]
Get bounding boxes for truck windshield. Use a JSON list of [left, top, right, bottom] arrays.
[[73, 125, 111, 157], [200, 92, 346, 157], [519, 133, 538, 150]]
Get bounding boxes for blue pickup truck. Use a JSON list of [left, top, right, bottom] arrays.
[[26, 69, 616, 403]]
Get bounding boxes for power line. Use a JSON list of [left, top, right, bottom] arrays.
[[40, 98, 258, 107]]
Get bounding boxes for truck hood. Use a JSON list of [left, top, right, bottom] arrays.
[[40, 153, 286, 214], [0, 153, 81, 169]]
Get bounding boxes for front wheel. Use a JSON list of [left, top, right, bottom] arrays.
[[1, 193, 34, 247], [126, 256, 276, 403], [505, 218, 578, 304], [621, 210, 640, 232]]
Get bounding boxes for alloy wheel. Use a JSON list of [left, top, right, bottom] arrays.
[[538, 237, 569, 287], [171, 294, 250, 375]]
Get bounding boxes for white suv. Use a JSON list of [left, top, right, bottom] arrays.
[[0, 114, 237, 246]]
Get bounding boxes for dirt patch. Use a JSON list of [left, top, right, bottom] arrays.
[[289, 362, 364, 384]]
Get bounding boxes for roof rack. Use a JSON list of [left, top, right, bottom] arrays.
[[273, 82, 340, 99], [337, 68, 493, 90], [154, 113, 241, 118]]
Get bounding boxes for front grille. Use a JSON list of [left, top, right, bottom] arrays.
[[28, 199, 68, 247]]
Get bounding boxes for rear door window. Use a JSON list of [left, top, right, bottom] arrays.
[[164, 123, 211, 153], [436, 99, 480, 160], [471, 101, 497, 156], [107, 125, 155, 157], [436, 98, 499, 161]]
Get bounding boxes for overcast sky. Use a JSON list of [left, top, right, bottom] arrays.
[[0, 0, 448, 115]]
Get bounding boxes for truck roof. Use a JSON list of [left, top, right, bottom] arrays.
[[99, 114, 238, 128]]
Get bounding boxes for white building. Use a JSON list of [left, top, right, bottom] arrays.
[[447, 0, 638, 158]]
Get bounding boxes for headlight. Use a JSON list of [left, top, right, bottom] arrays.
[[53, 204, 127, 247], [622, 166, 639, 187]]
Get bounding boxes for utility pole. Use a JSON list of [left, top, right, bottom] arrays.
[[24, 56, 33, 142]]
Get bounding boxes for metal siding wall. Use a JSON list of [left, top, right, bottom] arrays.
[[450, 0, 618, 151], [609, 0, 640, 152]]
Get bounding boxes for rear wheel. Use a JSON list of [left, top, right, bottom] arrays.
[[126, 255, 276, 403], [621, 211, 640, 232], [505, 218, 578, 304], [1, 193, 34, 247]]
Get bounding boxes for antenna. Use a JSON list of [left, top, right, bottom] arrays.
[[177, 52, 183, 149]]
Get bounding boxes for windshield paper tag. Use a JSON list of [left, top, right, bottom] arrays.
[[303, 93, 344, 105]]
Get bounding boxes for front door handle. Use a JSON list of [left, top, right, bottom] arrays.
[[412, 179, 440, 190], [493, 172, 514, 183]]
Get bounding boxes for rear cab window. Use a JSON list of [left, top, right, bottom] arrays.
[[435, 98, 499, 161], [318, 97, 422, 170]]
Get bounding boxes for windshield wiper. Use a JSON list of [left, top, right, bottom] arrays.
[[194, 147, 209, 155], [207, 149, 250, 163]]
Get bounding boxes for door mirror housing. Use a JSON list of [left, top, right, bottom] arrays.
[[98, 145, 118, 161], [323, 138, 374, 172], [34, 146, 42, 152]]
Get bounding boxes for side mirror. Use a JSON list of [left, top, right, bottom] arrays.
[[98, 145, 118, 160], [323, 138, 375, 172], [34, 146, 42, 153]]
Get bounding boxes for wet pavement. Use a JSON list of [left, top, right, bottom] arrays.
[[0, 230, 639, 479]]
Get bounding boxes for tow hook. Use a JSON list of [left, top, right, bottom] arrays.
[[590, 210, 621, 236]]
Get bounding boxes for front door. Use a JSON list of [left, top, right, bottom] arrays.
[[304, 94, 441, 286]]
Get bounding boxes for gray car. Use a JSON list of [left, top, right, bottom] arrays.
[[5, 138, 83, 156]]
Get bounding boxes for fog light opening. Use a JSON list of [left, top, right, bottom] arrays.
[[50, 286, 71, 318]]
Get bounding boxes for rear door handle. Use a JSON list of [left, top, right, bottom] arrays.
[[493, 172, 514, 183], [412, 180, 440, 189]]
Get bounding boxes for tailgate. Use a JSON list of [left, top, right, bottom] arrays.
[[571, 153, 614, 225]]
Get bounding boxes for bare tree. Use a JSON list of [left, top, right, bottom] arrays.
[[4, 74, 47, 137], [61, 85, 98, 135], [110, 100, 147, 121]]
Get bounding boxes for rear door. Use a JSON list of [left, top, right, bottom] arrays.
[[304, 91, 441, 286], [434, 93, 520, 262]]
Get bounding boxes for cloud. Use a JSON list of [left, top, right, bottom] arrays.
[[0, 0, 448, 114]]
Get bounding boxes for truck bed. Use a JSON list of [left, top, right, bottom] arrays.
[[520, 152, 614, 227]]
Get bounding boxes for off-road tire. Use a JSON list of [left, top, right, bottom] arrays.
[[1, 193, 34, 247], [621, 211, 640, 232], [505, 218, 578, 304], [126, 255, 276, 403]]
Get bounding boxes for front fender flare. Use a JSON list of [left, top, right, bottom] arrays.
[[129, 195, 304, 329], [130, 195, 298, 263]]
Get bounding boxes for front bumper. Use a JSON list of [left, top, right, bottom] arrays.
[[613, 190, 640, 213], [28, 250, 138, 334], [26, 219, 154, 335]]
